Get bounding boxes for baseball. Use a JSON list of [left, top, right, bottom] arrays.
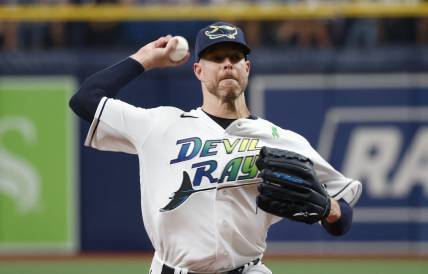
[[169, 36, 189, 62]]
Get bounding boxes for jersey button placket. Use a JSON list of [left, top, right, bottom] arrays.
[[214, 131, 235, 269], [215, 191, 233, 269]]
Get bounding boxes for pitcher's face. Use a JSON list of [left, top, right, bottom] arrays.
[[194, 43, 251, 101]]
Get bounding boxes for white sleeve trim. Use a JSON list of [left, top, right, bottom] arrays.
[[330, 180, 363, 207], [84, 97, 108, 147]]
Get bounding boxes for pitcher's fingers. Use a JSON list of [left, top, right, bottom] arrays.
[[153, 36, 171, 48], [164, 37, 179, 55], [159, 35, 173, 48], [153, 36, 165, 47]]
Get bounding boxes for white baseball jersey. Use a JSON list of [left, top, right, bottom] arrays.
[[85, 97, 362, 273]]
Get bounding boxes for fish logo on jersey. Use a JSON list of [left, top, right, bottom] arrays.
[[160, 171, 258, 212], [205, 25, 238, 40], [160, 171, 216, 212]]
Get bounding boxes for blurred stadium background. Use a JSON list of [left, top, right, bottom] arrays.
[[1, 0, 428, 273]]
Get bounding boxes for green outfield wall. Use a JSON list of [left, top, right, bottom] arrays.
[[0, 77, 78, 253]]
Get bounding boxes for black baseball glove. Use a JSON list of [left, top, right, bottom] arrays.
[[256, 146, 331, 224]]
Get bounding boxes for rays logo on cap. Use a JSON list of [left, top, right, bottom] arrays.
[[205, 25, 238, 40]]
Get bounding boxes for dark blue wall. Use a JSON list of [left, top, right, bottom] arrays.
[[261, 83, 428, 246]]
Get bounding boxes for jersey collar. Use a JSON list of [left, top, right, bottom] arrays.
[[187, 108, 258, 133]]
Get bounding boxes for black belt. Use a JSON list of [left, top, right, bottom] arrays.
[[161, 258, 260, 274]]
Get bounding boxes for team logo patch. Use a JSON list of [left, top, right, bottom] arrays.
[[271, 126, 279, 138], [205, 25, 238, 40]]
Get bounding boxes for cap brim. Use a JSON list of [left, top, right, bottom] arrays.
[[198, 41, 251, 60]]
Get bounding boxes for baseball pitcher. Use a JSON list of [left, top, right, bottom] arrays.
[[70, 22, 362, 274]]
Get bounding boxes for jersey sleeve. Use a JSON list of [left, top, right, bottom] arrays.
[[84, 97, 169, 154], [305, 141, 362, 207], [277, 128, 363, 207]]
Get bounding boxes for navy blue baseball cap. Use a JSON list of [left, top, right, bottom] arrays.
[[195, 22, 251, 61]]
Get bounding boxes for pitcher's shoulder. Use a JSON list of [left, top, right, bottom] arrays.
[[256, 117, 311, 144], [148, 106, 184, 117]]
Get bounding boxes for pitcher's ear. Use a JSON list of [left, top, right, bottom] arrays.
[[194, 63, 202, 80]]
